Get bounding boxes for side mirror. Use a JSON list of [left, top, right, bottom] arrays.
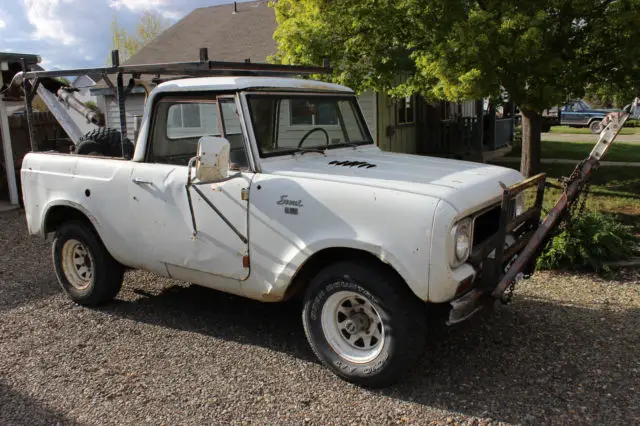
[[195, 136, 230, 181]]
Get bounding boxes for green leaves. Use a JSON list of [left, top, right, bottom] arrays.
[[536, 212, 638, 274], [271, 0, 640, 109], [108, 11, 171, 64]]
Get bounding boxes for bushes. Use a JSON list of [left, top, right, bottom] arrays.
[[536, 211, 638, 274]]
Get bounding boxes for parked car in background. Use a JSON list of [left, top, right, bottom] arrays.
[[541, 99, 620, 133]]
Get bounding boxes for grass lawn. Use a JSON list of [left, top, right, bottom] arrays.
[[508, 140, 640, 162], [492, 162, 640, 233], [548, 125, 640, 135]]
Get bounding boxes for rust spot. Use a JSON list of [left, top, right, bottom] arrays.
[[243, 255, 250, 268], [261, 293, 282, 302]]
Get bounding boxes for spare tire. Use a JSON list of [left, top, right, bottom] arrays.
[[75, 128, 134, 159]]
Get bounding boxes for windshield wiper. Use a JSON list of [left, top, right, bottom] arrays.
[[340, 142, 361, 149]]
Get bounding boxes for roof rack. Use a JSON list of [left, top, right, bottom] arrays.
[[21, 48, 332, 80], [18, 49, 333, 157]]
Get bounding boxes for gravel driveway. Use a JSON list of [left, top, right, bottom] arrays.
[[1, 209, 639, 425]]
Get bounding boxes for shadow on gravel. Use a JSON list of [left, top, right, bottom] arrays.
[[102, 284, 317, 363], [103, 284, 639, 424], [0, 381, 77, 425], [0, 278, 61, 314], [386, 297, 640, 424], [102, 286, 640, 423]]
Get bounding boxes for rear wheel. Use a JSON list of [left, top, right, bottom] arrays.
[[52, 221, 124, 306], [589, 119, 603, 134], [302, 260, 427, 388]]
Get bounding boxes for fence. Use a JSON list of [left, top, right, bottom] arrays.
[[493, 118, 514, 149], [421, 116, 481, 157]]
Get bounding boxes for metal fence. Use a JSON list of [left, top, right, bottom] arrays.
[[422, 116, 481, 157]]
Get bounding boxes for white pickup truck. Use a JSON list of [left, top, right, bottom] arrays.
[[20, 74, 546, 387]]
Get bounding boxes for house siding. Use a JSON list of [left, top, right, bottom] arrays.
[[356, 90, 376, 140], [104, 95, 146, 140], [461, 100, 476, 118]]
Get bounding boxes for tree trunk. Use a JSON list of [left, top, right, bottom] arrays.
[[520, 109, 542, 177]]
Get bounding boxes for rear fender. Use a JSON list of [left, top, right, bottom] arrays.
[[40, 200, 102, 238]]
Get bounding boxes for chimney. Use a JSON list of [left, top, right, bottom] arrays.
[[233, 1, 237, 13]]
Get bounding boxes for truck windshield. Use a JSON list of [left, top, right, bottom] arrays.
[[246, 94, 373, 157]]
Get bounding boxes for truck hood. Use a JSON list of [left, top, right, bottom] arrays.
[[263, 145, 524, 213]]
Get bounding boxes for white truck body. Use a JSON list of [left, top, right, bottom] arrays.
[[20, 74, 543, 387], [21, 76, 523, 305]]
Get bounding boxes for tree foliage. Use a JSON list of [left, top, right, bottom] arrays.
[[109, 11, 171, 64], [271, 0, 640, 175]]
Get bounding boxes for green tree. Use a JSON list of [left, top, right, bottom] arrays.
[[271, 0, 640, 176], [109, 11, 171, 64]]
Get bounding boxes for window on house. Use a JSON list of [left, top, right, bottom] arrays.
[[398, 95, 414, 124], [290, 99, 338, 125]]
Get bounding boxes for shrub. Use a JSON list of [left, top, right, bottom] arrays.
[[536, 211, 638, 274]]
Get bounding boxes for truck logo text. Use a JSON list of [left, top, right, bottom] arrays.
[[277, 195, 304, 208], [277, 195, 303, 215]]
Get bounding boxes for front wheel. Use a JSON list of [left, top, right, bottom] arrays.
[[52, 221, 124, 306], [589, 120, 603, 134], [302, 261, 427, 388]]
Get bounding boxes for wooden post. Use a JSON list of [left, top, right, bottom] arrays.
[[22, 58, 37, 152], [0, 68, 19, 205], [488, 101, 496, 150], [475, 99, 484, 161]]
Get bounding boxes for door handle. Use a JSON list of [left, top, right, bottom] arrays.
[[132, 177, 152, 185]]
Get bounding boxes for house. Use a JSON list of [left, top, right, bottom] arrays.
[[91, 0, 513, 158], [66, 74, 102, 135]]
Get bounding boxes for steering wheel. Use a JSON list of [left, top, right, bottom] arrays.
[[298, 127, 330, 148]]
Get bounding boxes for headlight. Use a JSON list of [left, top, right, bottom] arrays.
[[453, 218, 472, 264]]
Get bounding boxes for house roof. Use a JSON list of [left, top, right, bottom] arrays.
[[125, 0, 278, 65]]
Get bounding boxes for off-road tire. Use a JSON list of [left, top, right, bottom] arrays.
[[302, 260, 427, 388], [589, 119, 603, 134], [75, 128, 134, 158], [52, 221, 124, 306]]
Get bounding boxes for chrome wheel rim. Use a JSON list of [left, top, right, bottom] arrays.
[[320, 290, 385, 363], [61, 239, 94, 290]]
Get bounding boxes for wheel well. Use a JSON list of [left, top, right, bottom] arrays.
[[588, 117, 603, 124], [283, 247, 410, 301], [44, 206, 96, 235]]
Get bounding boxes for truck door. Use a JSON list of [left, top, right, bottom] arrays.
[[561, 102, 582, 125], [129, 94, 253, 282]]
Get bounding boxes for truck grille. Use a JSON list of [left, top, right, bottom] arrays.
[[472, 198, 520, 248], [472, 204, 501, 247]]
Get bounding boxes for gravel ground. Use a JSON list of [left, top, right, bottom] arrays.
[[1, 209, 639, 425]]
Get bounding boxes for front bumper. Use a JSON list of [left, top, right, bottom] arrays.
[[446, 173, 547, 325]]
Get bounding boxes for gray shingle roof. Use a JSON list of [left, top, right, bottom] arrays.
[[125, 0, 277, 65]]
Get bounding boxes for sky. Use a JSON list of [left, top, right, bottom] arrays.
[[0, 0, 252, 70]]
